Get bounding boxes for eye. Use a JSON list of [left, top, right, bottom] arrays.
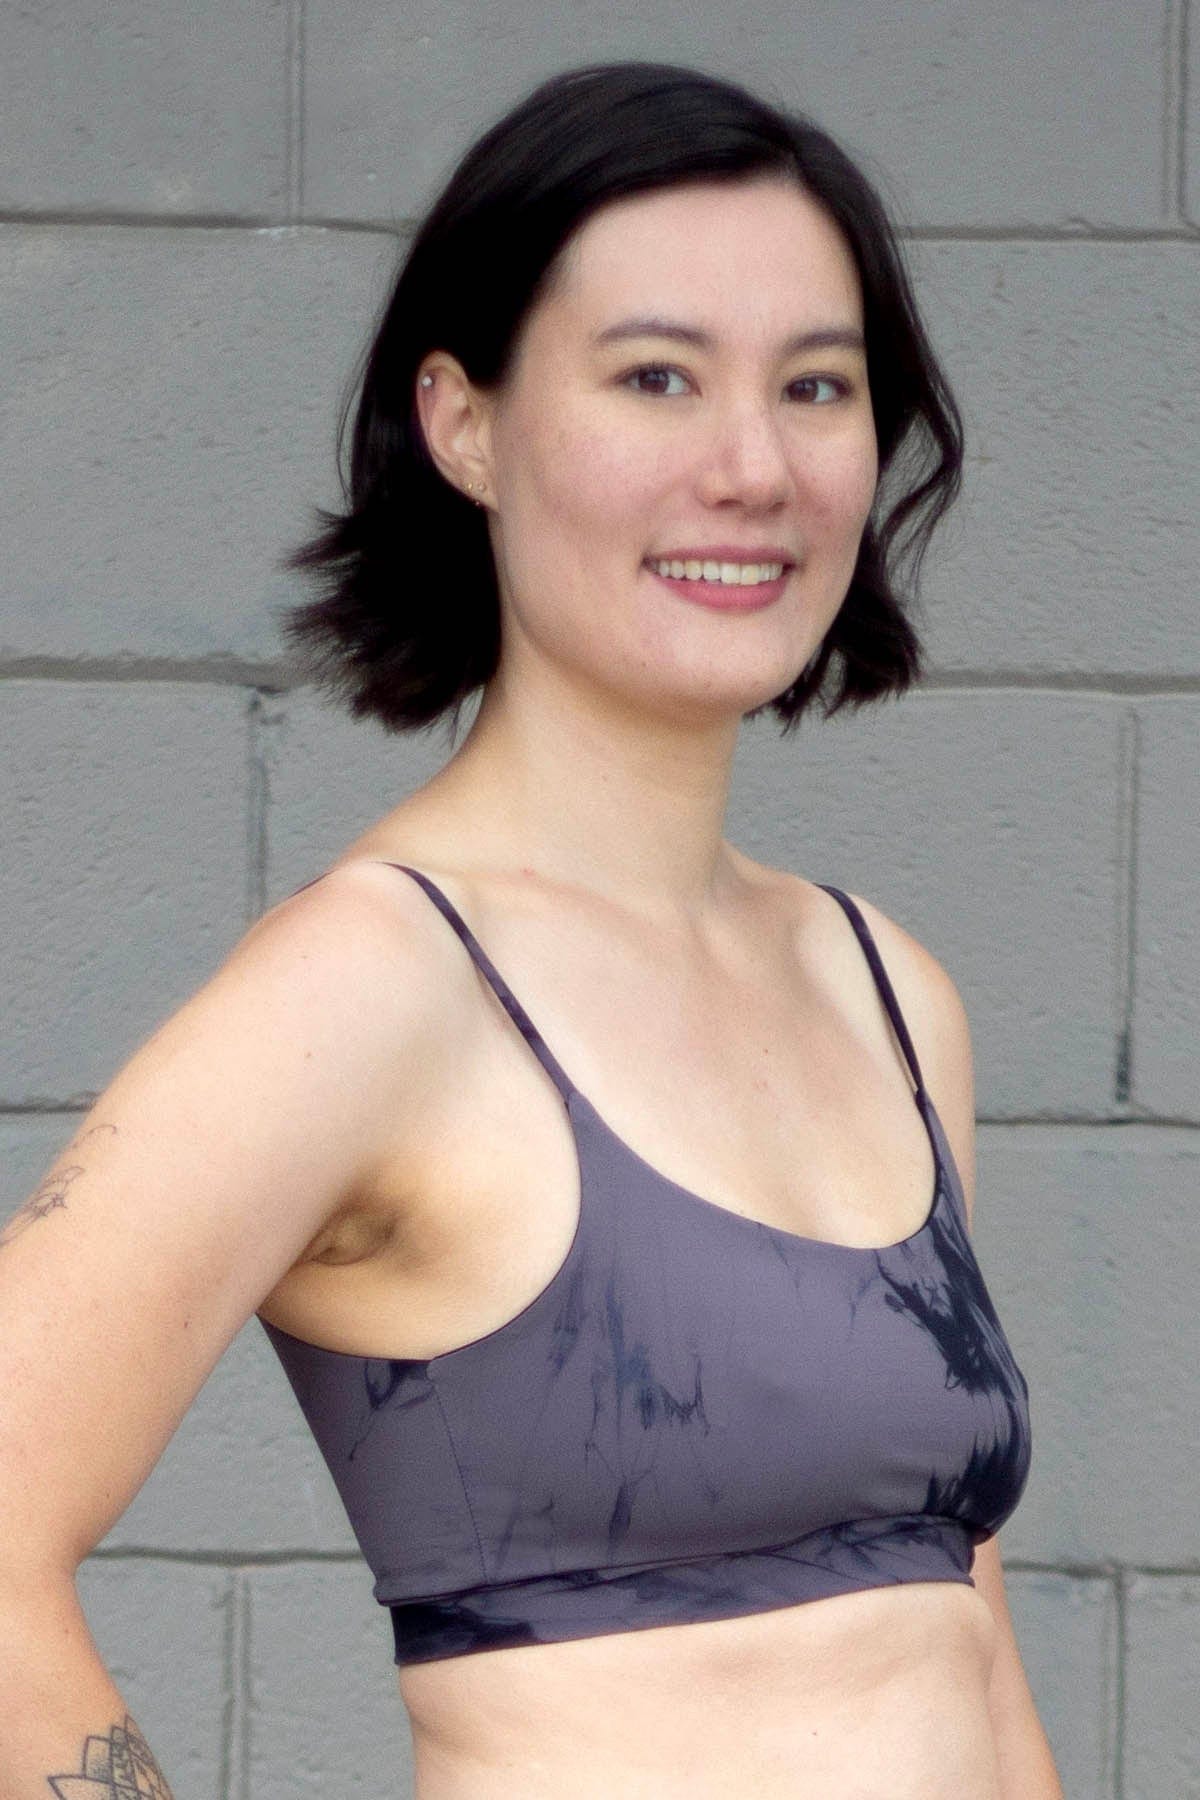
[[788, 374, 853, 404], [623, 364, 691, 397]]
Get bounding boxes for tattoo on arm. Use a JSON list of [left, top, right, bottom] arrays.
[[46, 1713, 174, 1798], [0, 1123, 117, 1252]]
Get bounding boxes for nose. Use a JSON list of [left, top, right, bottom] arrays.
[[694, 397, 794, 512]]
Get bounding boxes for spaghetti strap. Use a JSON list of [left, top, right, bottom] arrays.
[[380, 863, 577, 1106], [815, 885, 926, 1097]]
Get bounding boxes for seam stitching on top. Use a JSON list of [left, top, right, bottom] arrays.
[[431, 1382, 490, 1584]]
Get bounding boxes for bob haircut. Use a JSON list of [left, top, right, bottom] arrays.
[[277, 60, 963, 737]]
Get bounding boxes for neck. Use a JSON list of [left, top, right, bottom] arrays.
[[421, 659, 745, 925]]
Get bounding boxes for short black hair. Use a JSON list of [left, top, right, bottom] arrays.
[[275, 61, 963, 737]]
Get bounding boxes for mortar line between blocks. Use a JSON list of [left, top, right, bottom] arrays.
[[217, 1570, 238, 1800], [1179, 0, 1194, 222], [15, 1106, 1191, 1133], [6, 664, 1200, 697], [284, 0, 306, 222], [1115, 708, 1139, 1106], [247, 691, 269, 926], [0, 210, 1197, 241], [1113, 1566, 1128, 1800], [237, 1571, 253, 1800], [1164, 0, 1182, 217], [1102, 1569, 1121, 1800]]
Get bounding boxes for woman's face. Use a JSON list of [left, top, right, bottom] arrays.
[[477, 174, 878, 724]]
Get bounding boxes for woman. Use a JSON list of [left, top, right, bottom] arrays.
[[0, 62, 1061, 1799]]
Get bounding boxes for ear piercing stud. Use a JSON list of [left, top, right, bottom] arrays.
[[417, 374, 483, 505]]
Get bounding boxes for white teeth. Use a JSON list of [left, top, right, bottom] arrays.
[[651, 558, 785, 586]]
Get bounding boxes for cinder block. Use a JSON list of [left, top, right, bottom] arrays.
[[302, 3, 1167, 229], [98, 1318, 361, 1557], [1002, 1570, 1118, 1800], [0, 226, 390, 663], [260, 691, 469, 903], [1134, 699, 1200, 1119], [914, 240, 1200, 679], [733, 691, 1122, 1116], [0, 2, 288, 216], [243, 1563, 414, 1800], [971, 1125, 1200, 1568], [1125, 1575, 1200, 1799], [74, 1557, 230, 1800], [0, 683, 249, 1105]]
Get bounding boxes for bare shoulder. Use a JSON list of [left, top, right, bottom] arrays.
[[833, 888, 971, 1057], [4, 857, 466, 1302], [833, 886, 978, 1229], [246, 855, 448, 991], [228, 855, 475, 1146]]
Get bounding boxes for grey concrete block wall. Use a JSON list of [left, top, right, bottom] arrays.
[[973, 1129, 1199, 1571], [1003, 1572, 1119, 1800], [2, 683, 250, 1102], [2, 5, 1196, 1796], [1125, 1577, 1200, 1799], [1, 3, 292, 216], [246, 1566, 415, 1797], [912, 240, 1200, 678], [731, 692, 1126, 1113], [300, 2, 1172, 228], [73, 1561, 233, 1800], [0, 229, 391, 664], [1135, 698, 1200, 1116]]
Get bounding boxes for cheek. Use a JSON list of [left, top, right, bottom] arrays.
[[490, 408, 660, 649], [808, 436, 879, 536], [529, 418, 663, 540]]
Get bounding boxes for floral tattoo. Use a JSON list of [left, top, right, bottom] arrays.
[[46, 1713, 174, 1798]]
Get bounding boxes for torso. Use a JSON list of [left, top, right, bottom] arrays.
[[400, 1582, 1000, 1798], [257, 838, 1001, 1797]]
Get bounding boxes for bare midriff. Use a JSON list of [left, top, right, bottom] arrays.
[[398, 1578, 1001, 1799]]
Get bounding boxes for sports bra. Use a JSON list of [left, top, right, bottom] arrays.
[[260, 862, 1032, 1665]]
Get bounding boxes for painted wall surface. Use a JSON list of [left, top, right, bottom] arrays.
[[2, 6, 1197, 1795]]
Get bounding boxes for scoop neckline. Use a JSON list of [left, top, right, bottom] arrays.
[[566, 1083, 947, 1259], [375, 858, 945, 1255], [258, 1080, 951, 1370]]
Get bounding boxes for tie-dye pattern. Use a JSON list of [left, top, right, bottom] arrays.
[[260, 867, 1032, 1664]]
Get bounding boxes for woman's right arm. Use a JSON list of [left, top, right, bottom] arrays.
[[0, 862, 446, 1796]]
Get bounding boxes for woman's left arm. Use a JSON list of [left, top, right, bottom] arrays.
[[972, 1535, 1064, 1798], [851, 897, 1064, 1799]]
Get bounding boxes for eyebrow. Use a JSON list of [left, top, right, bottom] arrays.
[[591, 316, 866, 356]]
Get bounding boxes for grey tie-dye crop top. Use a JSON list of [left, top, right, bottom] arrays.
[[260, 863, 1032, 1665]]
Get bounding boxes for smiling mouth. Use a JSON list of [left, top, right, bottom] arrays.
[[644, 556, 788, 587]]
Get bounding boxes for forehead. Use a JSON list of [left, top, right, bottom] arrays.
[[542, 176, 864, 338]]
